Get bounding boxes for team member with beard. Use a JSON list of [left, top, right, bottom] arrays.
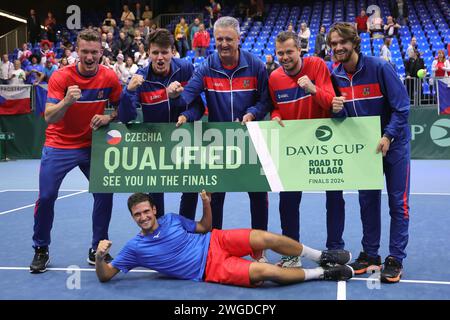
[[267, 31, 345, 268], [118, 28, 204, 219], [328, 22, 410, 283], [30, 29, 122, 273], [166, 17, 271, 243]]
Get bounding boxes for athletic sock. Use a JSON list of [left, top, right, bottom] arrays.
[[300, 245, 322, 262], [303, 267, 325, 281]]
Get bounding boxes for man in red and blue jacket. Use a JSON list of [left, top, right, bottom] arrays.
[[328, 22, 411, 283], [118, 29, 205, 220], [168, 17, 271, 241]]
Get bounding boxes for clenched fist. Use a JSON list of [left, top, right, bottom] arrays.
[[167, 81, 184, 99], [297, 75, 316, 94], [331, 96, 346, 113], [64, 85, 82, 106], [127, 74, 145, 91], [96, 240, 112, 261]]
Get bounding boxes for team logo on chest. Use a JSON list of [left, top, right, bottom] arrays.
[[363, 87, 370, 96], [97, 90, 104, 99], [243, 79, 250, 88]]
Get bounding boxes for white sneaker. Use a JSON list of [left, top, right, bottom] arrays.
[[276, 255, 302, 268]]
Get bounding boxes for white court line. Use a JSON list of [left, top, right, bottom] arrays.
[[337, 281, 347, 300], [1, 190, 450, 196], [350, 277, 450, 286], [0, 266, 156, 273], [0, 190, 87, 216], [0, 267, 449, 286], [0, 189, 86, 192]]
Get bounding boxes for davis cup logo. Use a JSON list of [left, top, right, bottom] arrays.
[[430, 119, 450, 147], [315, 125, 333, 142], [106, 130, 122, 145]]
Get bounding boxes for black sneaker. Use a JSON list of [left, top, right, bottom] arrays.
[[87, 248, 113, 266], [349, 251, 382, 275], [380, 256, 403, 283], [323, 264, 354, 281], [30, 247, 50, 273], [319, 249, 352, 267]]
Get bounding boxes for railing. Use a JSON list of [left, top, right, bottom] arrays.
[[154, 12, 203, 31], [0, 24, 27, 55], [401, 76, 441, 107]]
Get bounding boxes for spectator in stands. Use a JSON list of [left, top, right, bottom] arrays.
[[136, 20, 146, 36], [383, 16, 400, 39], [134, 43, 149, 68], [368, 10, 384, 38], [44, 12, 57, 43], [405, 48, 425, 102], [101, 33, 111, 54], [25, 54, 43, 85], [142, 19, 153, 42], [101, 56, 114, 70], [121, 5, 136, 24], [406, 37, 417, 59], [315, 25, 328, 59], [103, 12, 117, 34], [189, 18, 201, 50], [287, 23, 294, 33], [379, 37, 392, 63], [237, 2, 248, 20], [130, 33, 144, 59], [142, 5, 153, 20], [391, 0, 408, 25], [121, 19, 136, 38], [355, 9, 369, 34], [18, 43, 32, 63], [265, 54, 279, 77], [298, 23, 311, 57], [193, 23, 211, 57], [9, 60, 26, 85], [63, 48, 76, 65], [114, 53, 129, 86], [41, 58, 58, 82], [175, 17, 190, 58], [27, 9, 41, 46], [0, 54, 14, 84], [125, 56, 138, 78], [134, 3, 143, 21], [104, 32, 115, 58], [432, 50, 450, 79], [247, 0, 264, 22], [58, 57, 69, 69], [173, 46, 181, 59], [39, 40, 54, 66], [116, 31, 132, 58], [206, 0, 222, 27]]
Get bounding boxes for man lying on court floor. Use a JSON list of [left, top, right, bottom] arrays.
[[95, 191, 354, 287]]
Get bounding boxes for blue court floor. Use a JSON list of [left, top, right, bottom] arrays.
[[0, 160, 449, 300]]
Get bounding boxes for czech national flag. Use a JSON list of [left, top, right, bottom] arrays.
[[0, 85, 31, 115], [437, 79, 450, 115]]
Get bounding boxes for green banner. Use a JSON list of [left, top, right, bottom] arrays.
[[89, 117, 383, 193], [409, 107, 450, 159]]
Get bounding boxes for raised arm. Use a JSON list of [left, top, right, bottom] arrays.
[[195, 190, 212, 234]]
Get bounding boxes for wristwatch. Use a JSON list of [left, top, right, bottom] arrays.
[[383, 133, 394, 143]]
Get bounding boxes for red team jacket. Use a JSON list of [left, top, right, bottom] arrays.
[[268, 56, 335, 120]]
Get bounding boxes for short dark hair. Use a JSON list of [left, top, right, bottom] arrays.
[[76, 28, 102, 46], [127, 193, 156, 213], [148, 28, 175, 49], [327, 22, 361, 53], [276, 31, 300, 48]]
